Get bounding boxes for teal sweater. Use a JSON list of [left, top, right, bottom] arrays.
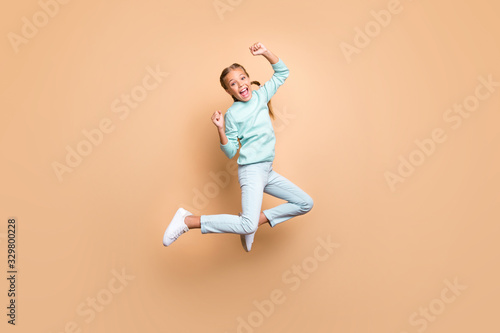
[[220, 58, 289, 165]]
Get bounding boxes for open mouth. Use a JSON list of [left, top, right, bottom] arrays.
[[239, 87, 249, 98]]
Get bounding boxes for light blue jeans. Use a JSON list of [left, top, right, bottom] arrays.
[[200, 161, 314, 234]]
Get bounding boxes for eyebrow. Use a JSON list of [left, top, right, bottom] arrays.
[[228, 74, 245, 84]]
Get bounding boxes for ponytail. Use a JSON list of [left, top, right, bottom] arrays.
[[220, 64, 275, 120], [251, 81, 275, 120]]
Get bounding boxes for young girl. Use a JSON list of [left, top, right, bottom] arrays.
[[163, 42, 314, 251]]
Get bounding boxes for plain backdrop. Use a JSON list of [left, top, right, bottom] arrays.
[[1, 0, 499, 332]]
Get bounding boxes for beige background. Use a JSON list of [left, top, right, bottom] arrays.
[[1, 0, 499, 332]]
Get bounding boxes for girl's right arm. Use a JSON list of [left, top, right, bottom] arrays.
[[212, 110, 228, 145], [212, 110, 239, 159]]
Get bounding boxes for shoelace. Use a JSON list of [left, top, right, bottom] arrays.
[[169, 225, 189, 239]]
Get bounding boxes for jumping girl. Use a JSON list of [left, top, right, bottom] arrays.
[[163, 42, 314, 251]]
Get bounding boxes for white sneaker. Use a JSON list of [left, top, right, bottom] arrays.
[[163, 208, 192, 246], [240, 232, 256, 252]]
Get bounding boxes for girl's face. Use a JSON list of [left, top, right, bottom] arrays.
[[224, 68, 252, 102]]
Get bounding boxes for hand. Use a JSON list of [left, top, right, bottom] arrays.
[[211, 110, 224, 129], [249, 42, 268, 56]]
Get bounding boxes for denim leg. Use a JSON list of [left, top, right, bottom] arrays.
[[262, 169, 314, 227], [200, 162, 271, 234]]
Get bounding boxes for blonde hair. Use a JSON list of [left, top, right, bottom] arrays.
[[219, 63, 275, 120]]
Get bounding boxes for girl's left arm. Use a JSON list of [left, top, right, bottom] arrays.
[[249, 42, 289, 101], [249, 42, 279, 64]]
